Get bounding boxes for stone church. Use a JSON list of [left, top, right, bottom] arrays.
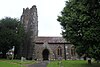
[[20, 5, 77, 60]]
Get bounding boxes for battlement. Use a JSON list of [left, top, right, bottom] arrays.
[[20, 5, 38, 34], [22, 5, 37, 16]]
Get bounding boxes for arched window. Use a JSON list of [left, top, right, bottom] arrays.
[[57, 46, 62, 56], [71, 46, 75, 56]]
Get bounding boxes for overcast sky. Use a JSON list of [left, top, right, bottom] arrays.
[[0, 0, 66, 36]]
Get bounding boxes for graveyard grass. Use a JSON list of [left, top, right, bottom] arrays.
[[47, 60, 100, 67], [0, 59, 35, 67]]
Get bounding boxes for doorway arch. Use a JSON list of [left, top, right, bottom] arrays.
[[42, 49, 49, 60]]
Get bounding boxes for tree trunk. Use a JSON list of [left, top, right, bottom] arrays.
[[97, 60, 99, 63], [83, 56, 86, 60], [2, 52, 7, 58], [88, 59, 91, 64]]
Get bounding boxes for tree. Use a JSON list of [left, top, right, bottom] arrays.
[[57, 0, 100, 63], [14, 22, 25, 59], [0, 17, 25, 58]]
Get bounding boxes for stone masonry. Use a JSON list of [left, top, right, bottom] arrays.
[[20, 5, 38, 59], [20, 5, 77, 60]]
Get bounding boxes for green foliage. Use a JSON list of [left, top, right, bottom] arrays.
[[57, 0, 100, 60], [0, 17, 25, 58]]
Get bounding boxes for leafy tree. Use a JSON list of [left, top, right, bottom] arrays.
[[57, 0, 100, 62], [0, 17, 25, 58], [14, 22, 25, 58]]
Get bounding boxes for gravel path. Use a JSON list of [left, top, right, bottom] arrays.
[[28, 61, 49, 67]]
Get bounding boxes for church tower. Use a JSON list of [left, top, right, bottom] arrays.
[[20, 5, 38, 59]]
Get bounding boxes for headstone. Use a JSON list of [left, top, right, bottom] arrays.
[[21, 57, 26, 62]]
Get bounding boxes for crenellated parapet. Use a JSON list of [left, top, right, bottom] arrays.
[[21, 5, 38, 34]]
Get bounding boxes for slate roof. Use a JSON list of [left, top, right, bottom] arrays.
[[35, 36, 69, 44]]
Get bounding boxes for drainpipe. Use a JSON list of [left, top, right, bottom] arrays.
[[64, 44, 66, 60]]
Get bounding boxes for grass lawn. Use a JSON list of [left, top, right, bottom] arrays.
[[0, 61, 22, 67], [0, 59, 35, 67], [47, 60, 100, 67]]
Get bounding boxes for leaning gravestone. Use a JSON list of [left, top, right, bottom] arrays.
[[21, 57, 26, 62]]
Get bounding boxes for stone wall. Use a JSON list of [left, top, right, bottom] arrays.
[[34, 42, 76, 60], [20, 5, 38, 59]]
